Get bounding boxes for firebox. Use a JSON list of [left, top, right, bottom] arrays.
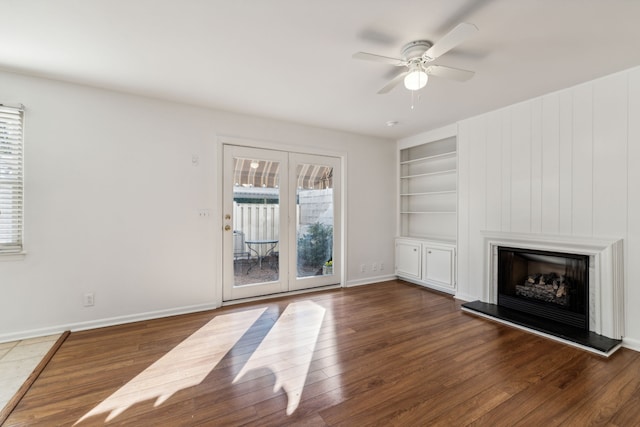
[[497, 246, 589, 330]]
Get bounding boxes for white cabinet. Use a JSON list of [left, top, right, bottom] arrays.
[[395, 240, 421, 279], [396, 238, 456, 294], [422, 244, 455, 291]]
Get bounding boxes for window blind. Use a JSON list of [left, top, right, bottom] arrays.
[[0, 105, 24, 254]]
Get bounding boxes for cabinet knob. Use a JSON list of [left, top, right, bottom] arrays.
[[413, 248, 417, 252], [428, 251, 432, 254]]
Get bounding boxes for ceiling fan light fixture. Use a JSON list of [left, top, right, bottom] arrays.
[[404, 68, 428, 91]]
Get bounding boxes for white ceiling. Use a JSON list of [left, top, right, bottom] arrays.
[[2, 0, 640, 139]]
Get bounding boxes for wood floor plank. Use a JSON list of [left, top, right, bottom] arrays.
[[511, 348, 639, 427], [4, 280, 640, 426], [558, 355, 640, 425], [607, 385, 640, 426]]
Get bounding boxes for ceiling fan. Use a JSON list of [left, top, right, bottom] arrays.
[[353, 23, 478, 94]]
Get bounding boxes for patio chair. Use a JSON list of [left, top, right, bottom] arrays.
[[269, 250, 279, 272], [233, 230, 250, 272]]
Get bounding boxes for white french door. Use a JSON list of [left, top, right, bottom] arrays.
[[289, 152, 341, 291], [223, 145, 341, 301]]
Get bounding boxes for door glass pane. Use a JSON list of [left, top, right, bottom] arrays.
[[232, 157, 280, 286], [296, 164, 334, 278]]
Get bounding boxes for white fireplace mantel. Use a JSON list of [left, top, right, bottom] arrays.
[[480, 231, 624, 339]]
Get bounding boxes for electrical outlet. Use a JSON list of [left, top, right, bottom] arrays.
[[372, 263, 378, 272], [380, 263, 385, 271], [198, 209, 212, 217], [83, 292, 95, 307], [360, 264, 366, 273]]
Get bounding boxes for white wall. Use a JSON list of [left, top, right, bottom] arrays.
[[0, 70, 396, 341], [457, 66, 640, 351]]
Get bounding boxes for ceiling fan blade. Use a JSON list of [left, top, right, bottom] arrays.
[[352, 52, 407, 66], [377, 71, 410, 94], [425, 65, 475, 82], [423, 22, 478, 60]]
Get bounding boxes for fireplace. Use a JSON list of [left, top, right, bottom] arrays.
[[461, 231, 625, 356], [497, 247, 589, 330]]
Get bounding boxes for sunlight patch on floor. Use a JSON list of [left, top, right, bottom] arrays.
[[233, 300, 326, 415], [76, 307, 267, 424]]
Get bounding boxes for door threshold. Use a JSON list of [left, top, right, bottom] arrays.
[[222, 284, 341, 306]]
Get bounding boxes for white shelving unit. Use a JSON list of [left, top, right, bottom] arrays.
[[396, 133, 457, 294], [399, 136, 457, 240]]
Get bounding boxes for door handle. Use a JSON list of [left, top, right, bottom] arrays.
[[224, 225, 231, 231]]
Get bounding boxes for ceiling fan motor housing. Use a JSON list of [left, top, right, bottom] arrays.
[[401, 40, 433, 61]]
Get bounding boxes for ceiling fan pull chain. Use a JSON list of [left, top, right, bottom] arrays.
[[409, 90, 423, 110]]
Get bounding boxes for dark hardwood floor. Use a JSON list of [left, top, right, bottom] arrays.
[[5, 280, 640, 426]]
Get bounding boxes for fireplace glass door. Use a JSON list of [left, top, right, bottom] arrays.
[[497, 247, 589, 330]]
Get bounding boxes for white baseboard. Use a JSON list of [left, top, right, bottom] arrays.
[[0, 302, 220, 344], [453, 292, 477, 302], [623, 337, 640, 353], [346, 274, 396, 287], [397, 276, 455, 295]]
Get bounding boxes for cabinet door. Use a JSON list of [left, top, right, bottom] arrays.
[[423, 246, 454, 287], [395, 241, 421, 279]]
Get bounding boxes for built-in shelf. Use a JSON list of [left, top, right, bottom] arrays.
[[400, 190, 456, 196], [399, 136, 458, 241], [399, 151, 456, 165], [399, 235, 457, 245], [400, 169, 456, 179], [400, 211, 456, 214]]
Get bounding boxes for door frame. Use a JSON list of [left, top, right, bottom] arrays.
[[215, 136, 346, 305]]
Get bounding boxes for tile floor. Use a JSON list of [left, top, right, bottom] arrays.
[[0, 334, 61, 411]]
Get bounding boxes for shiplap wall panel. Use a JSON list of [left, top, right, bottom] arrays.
[[626, 68, 640, 343], [457, 66, 640, 348], [572, 84, 594, 237], [456, 121, 471, 298], [468, 116, 487, 300], [511, 103, 532, 233], [485, 111, 502, 232], [558, 91, 574, 235], [593, 74, 628, 238], [541, 94, 560, 234], [530, 98, 543, 234], [501, 109, 512, 232]]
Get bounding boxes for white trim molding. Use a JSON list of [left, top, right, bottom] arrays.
[[623, 337, 640, 353], [481, 231, 624, 339], [346, 275, 397, 288], [0, 302, 220, 344]]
